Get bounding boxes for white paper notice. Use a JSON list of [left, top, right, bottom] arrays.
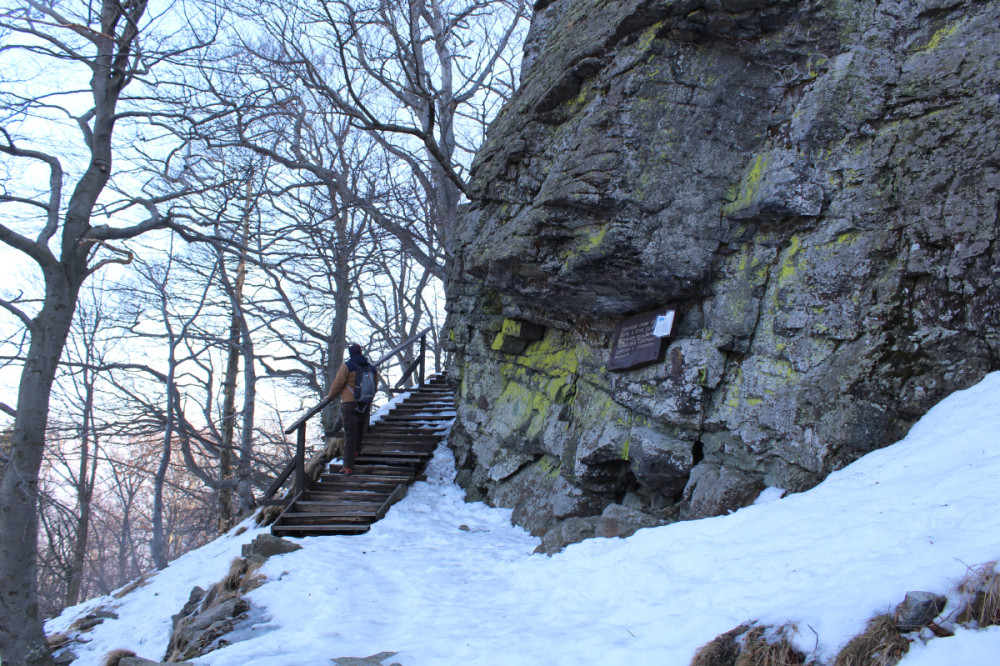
[[652, 311, 675, 338]]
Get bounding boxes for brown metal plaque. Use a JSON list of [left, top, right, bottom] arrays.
[[608, 309, 670, 372]]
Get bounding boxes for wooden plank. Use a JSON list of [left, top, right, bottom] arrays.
[[375, 484, 408, 521], [320, 472, 414, 481], [302, 491, 389, 502], [360, 449, 436, 455], [368, 430, 445, 435], [394, 405, 454, 410], [310, 484, 400, 494], [362, 445, 437, 454], [274, 524, 370, 535], [381, 413, 455, 418], [305, 488, 392, 497], [271, 491, 303, 527], [355, 455, 426, 462], [292, 501, 384, 510], [287, 511, 380, 525]]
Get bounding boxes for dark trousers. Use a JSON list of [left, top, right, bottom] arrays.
[[341, 403, 369, 469]]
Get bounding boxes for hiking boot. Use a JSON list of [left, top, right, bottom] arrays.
[[340, 466, 353, 475]]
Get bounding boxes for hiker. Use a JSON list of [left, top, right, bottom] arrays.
[[324, 343, 378, 474]]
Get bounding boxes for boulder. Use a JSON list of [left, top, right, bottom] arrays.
[[535, 516, 599, 555], [185, 597, 249, 635], [594, 504, 663, 539], [166, 595, 249, 661], [627, 428, 695, 497], [241, 533, 302, 560], [52, 648, 77, 665], [682, 464, 763, 520], [894, 591, 948, 632]]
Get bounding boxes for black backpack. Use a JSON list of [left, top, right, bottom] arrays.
[[351, 363, 377, 413]]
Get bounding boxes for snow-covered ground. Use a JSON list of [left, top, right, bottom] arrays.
[[47, 373, 1000, 665]]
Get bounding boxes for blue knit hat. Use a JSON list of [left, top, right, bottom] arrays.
[[348, 344, 363, 358]]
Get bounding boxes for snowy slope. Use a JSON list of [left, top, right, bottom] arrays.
[[47, 373, 1000, 665]]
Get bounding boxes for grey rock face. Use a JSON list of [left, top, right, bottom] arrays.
[[241, 534, 302, 560], [895, 592, 948, 632], [166, 596, 249, 662], [444, 0, 1000, 537], [536, 516, 598, 554], [682, 464, 764, 520], [52, 648, 77, 665], [594, 504, 663, 538]]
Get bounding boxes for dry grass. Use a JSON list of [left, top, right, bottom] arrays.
[[113, 572, 152, 599], [203, 557, 266, 609], [735, 626, 805, 666], [834, 615, 909, 666], [691, 624, 804, 666], [256, 503, 282, 526], [67, 606, 115, 632], [46, 632, 72, 649], [100, 649, 136, 666], [956, 561, 1000, 627], [690, 623, 750, 666]]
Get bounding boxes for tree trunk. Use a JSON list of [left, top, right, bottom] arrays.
[[150, 362, 177, 570], [217, 313, 240, 531], [0, 286, 78, 666], [218, 175, 254, 530], [236, 324, 256, 515]]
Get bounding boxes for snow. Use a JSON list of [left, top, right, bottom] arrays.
[[47, 372, 1000, 665]]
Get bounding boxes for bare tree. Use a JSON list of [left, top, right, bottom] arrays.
[[0, 1, 218, 660], [237, 0, 529, 268]]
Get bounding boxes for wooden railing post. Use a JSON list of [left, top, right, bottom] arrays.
[[295, 423, 306, 497], [418, 334, 426, 386]]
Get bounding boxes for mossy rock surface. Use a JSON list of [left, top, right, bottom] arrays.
[[445, 0, 1000, 535]]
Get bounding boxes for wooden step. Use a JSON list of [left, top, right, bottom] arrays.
[[310, 483, 400, 494], [280, 512, 377, 522], [362, 442, 438, 451], [318, 472, 413, 483], [290, 501, 384, 511], [300, 490, 392, 503], [357, 454, 430, 465], [274, 524, 371, 535], [357, 449, 433, 458], [369, 427, 448, 435], [366, 429, 446, 437], [366, 431, 445, 439]]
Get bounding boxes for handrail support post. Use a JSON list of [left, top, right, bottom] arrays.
[[295, 423, 306, 497], [418, 334, 426, 386]]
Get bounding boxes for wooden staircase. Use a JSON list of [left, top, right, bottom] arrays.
[[270, 376, 455, 537]]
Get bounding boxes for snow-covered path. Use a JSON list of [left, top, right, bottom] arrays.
[[48, 373, 1000, 665]]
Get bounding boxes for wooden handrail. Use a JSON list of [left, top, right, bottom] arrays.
[[372, 326, 432, 367], [285, 395, 334, 435], [258, 326, 438, 507]]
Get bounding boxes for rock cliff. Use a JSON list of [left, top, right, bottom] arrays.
[[443, 0, 1000, 539]]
